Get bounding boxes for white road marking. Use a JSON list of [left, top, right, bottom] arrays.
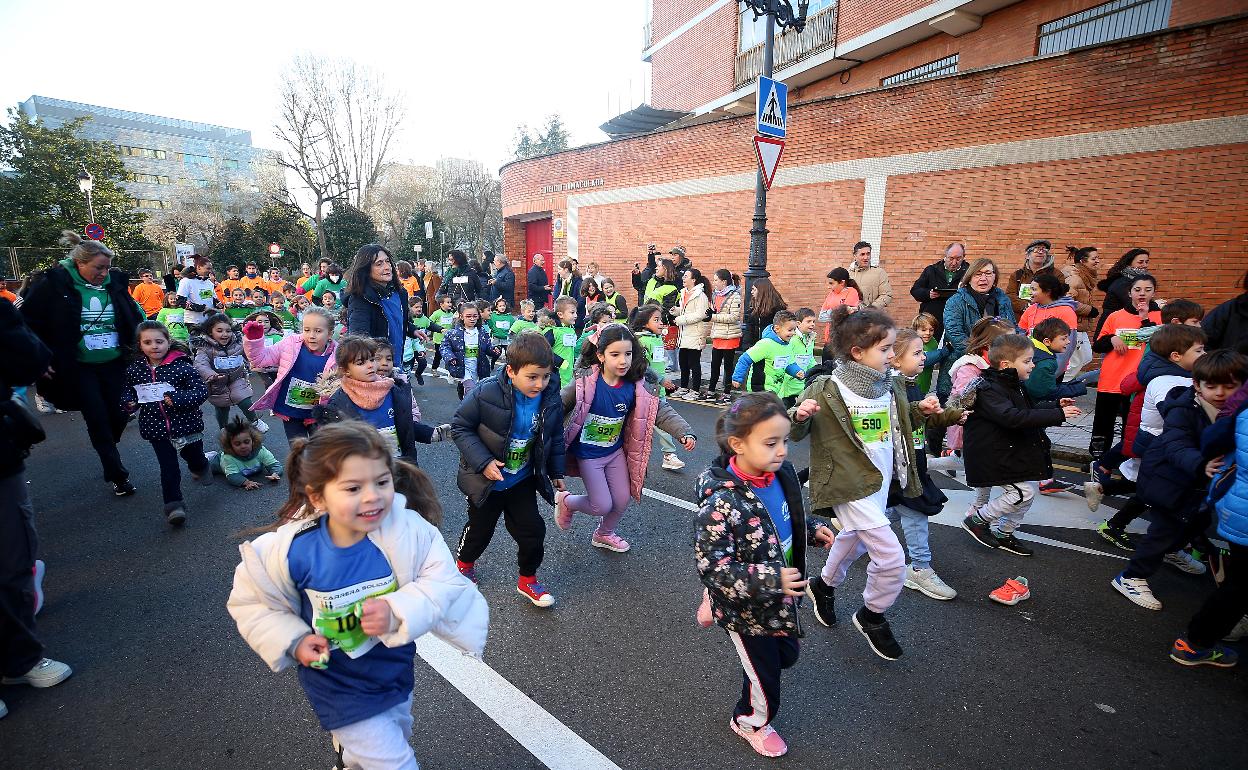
[[416, 636, 622, 770], [643, 487, 697, 511]]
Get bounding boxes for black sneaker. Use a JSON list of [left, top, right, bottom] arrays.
[[852, 608, 903, 660], [961, 514, 1000, 549], [112, 480, 137, 497], [805, 577, 836, 627], [166, 507, 186, 527], [994, 532, 1034, 556]]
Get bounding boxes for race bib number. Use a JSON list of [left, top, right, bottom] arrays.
[[850, 407, 891, 444], [466, 345, 478, 360], [580, 414, 624, 448], [1117, 327, 1155, 350], [285, 377, 319, 409], [214, 355, 244, 370], [453, 276, 469, 285], [773, 355, 790, 369], [134, 382, 173, 404], [912, 424, 926, 451], [83, 332, 119, 351], [306, 577, 397, 658], [796, 355, 813, 369], [496, 321, 510, 330], [504, 436, 532, 473], [561, 333, 576, 348], [1018, 283, 1034, 301], [197, 287, 214, 301]]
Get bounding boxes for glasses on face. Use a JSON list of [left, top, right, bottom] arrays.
[[973, 269, 996, 278]]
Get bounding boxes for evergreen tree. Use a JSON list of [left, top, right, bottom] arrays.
[[321, 202, 378, 262]]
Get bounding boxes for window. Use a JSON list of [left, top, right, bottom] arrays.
[[881, 54, 959, 87], [1038, 0, 1171, 54], [133, 198, 166, 209], [173, 152, 214, 166], [126, 172, 171, 185], [117, 145, 166, 159], [738, 1, 836, 53], [222, 158, 240, 171]]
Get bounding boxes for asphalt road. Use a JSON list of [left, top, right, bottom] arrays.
[[4, 377, 1244, 769]]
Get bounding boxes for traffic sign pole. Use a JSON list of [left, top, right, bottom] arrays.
[[742, 11, 777, 348]]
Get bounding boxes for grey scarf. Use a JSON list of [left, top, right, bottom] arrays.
[[832, 360, 892, 399]]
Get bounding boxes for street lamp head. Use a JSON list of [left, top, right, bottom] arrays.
[[77, 169, 93, 193]]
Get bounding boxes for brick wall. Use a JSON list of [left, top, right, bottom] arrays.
[[836, 0, 935, 41], [503, 16, 1248, 320], [650, 1, 738, 111]]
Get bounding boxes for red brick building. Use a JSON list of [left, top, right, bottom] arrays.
[[501, 0, 1248, 322]]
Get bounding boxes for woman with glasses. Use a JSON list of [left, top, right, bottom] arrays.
[[941, 258, 1017, 365]]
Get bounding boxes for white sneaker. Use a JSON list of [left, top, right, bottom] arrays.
[[33, 560, 45, 616], [903, 566, 957, 600], [1083, 481, 1104, 512], [1164, 550, 1207, 575], [1223, 615, 1248, 642], [252, 419, 270, 433], [661, 453, 685, 470], [1111, 574, 1162, 610], [35, 396, 56, 415], [2, 657, 72, 688], [204, 451, 219, 465]]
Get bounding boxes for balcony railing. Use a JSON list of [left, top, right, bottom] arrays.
[[642, 21, 652, 52], [734, 5, 838, 88]]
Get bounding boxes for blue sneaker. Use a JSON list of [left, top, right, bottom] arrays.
[[1169, 637, 1238, 668]]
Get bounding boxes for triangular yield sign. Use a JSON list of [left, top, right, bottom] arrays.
[[754, 135, 784, 190]]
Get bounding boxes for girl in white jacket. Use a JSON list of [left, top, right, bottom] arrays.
[[673, 268, 712, 399], [227, 422, 487, 770]]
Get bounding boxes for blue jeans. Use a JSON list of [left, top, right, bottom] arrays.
[[885, 504, 932, 570]]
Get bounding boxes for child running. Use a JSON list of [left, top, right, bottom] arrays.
[[440, 301, 497, 399], [793, 309, 942, 659], [192, 313, 268, 432], [630, 304, 685, 471], [488, 297, 515, 358], [451, 331, 566, 607], [779, 308, 817, 407], [227, 422, 487, 770], [960, 334, 1081, 557], [156, 291, 189, 343], [695, 392, 835, 758], [121, 321, 211, 526], [509, 299, 539, 336], [545, 296, 579, 387], [242, 307, 338, 442], [209, 417, 283, 490], [731, 310, 805, 399], [429, 295, 455, 374], [555, 325, 696, 552], [938, 317, 1016, 465]]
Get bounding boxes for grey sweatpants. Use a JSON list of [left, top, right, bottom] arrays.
[[330, 695, 418, 770], [976, 482, 1037, 535]]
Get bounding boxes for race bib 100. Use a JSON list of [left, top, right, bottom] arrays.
[[306, 577, 396, 658]]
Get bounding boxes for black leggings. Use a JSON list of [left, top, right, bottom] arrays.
[[76, 360, 131, 483], [1090, 391, 1127, 454], [679, 348, 702, 390], [709, 348, 737, 393], [151, 438, 208, 508]]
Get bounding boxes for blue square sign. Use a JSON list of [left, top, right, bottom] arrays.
[[756, 76, 787, 139]]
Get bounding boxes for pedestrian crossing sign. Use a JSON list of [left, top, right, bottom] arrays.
[[756, 76, 787, 139]]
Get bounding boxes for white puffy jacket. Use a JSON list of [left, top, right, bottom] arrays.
[[227, 493, 489, 672], [674, 285, 710, 349]]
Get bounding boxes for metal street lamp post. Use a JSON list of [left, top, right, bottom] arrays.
[[740, 0, 809, 345], [77, 166, 96, 225]]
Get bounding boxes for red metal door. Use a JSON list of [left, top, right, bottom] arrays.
[[524, 219, 554, 303]]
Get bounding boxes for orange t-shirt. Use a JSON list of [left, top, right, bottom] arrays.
[[1096, 308, 1162, 394], [401, 276, 422, 299], [131, 282, 165, 317], [0, 288, 16, 303], [217, 278, 242, 303], [239, 275, 266, 293], [1018, 303, 1078, 335]]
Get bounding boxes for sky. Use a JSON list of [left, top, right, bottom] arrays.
[[0, 0, 652, 174]]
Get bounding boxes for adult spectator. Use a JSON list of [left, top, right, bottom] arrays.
[[1202, 269, 1248, 353], [1004, 239, 1058, 318], [1, 296, 73, 719], [846, 241, 892, 308], [487, 252, 515, 307], [583, 261, 606, 288], [632, 244, 662, 304], [418, 258, 440, 313], [577, 278, 605, 333], [162, 265, 181, 293], [439, 249, 481, 304], [668, 245, 693, 276], [20, 232, 144, 496], [527, 254, 552, 308], [553, 259, 582, 304], [1062, 246, 1101, 377], [741, 277, 787, 391], [910, 242, 968, 329], [818, 267, 861, 344], [942, 257, 1016, 364], [1094, 248, 1151, 336], [130, 268, 165, 320], [343, 244, 411, 356]]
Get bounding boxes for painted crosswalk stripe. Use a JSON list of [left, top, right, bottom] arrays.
[[416, 636, 622, 770]]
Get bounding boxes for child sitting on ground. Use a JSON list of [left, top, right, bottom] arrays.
[[961, 334, 1081, 558], [209, 416, 283, 490]]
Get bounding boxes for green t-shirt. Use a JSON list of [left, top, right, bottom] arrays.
[[509, 318, 538, 337], [489, 313, 516, 341], [742, 336, 799, 395], [548, 324, 577, 383], [410, 315, 431, 332], [64, 258, 126, 364], [272, 308, 298, 333], [225, 304, 253, 322], [637, 330, 667, 379], [156, 306, 189, 342], [917, 337, 940, 394], [429, 309, 453, 344], [312, 277, 345, 305], [780, 332, 815, 398]]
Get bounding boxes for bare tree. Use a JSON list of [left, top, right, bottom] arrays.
[[436, 158, 502, 258], [366, 162, 438, 252], [274, 55, 405, 256]]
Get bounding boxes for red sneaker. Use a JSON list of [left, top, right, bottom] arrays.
[[517, 576, 555, 607], [456, 560, 477, 584], [989, 576, 1031, 605]]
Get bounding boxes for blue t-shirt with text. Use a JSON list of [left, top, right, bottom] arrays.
[[572, 376, 635, 460], [494, 385, 540, 491], [274, 345, 329, 419]]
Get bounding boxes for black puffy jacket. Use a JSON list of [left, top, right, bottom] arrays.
[[0, 299, 53, 476], [1137, 386, 1214, 516], [314, 382, 433, 464], [450, 373, 565, 507], [962, 367, 1064, 488], [21, 263, 144, 411]]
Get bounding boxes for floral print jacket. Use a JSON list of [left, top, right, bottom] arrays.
[[695, 458, 820, 637]]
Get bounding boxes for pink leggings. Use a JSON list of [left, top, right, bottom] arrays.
[[819, 524, 906, 614], [566, 449, 632, 535]]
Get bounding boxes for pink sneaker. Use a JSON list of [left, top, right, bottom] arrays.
[[696, 590, 714, 628], [554, 491, 573, 530], [730, 720, 788, 758], [591, 532, 631, 552]]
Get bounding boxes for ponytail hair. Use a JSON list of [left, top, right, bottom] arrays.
[[276, 423, 395, 524], [826, 267, 861, 295], [628, 303, 662, 333], [714, 268, 740, 287], [60, 230, 114, 263], [1066, 245, 1097, 264], [393, 460, 442, 527]]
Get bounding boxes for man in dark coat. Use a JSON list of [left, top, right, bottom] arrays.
[[909, 242, 968, 330], [527, 254, 552, 308], [487, 253, 515, 307]]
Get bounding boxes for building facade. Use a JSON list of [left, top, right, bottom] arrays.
[[501, 0, 1248, 322], [20, 95, 277, 217]]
